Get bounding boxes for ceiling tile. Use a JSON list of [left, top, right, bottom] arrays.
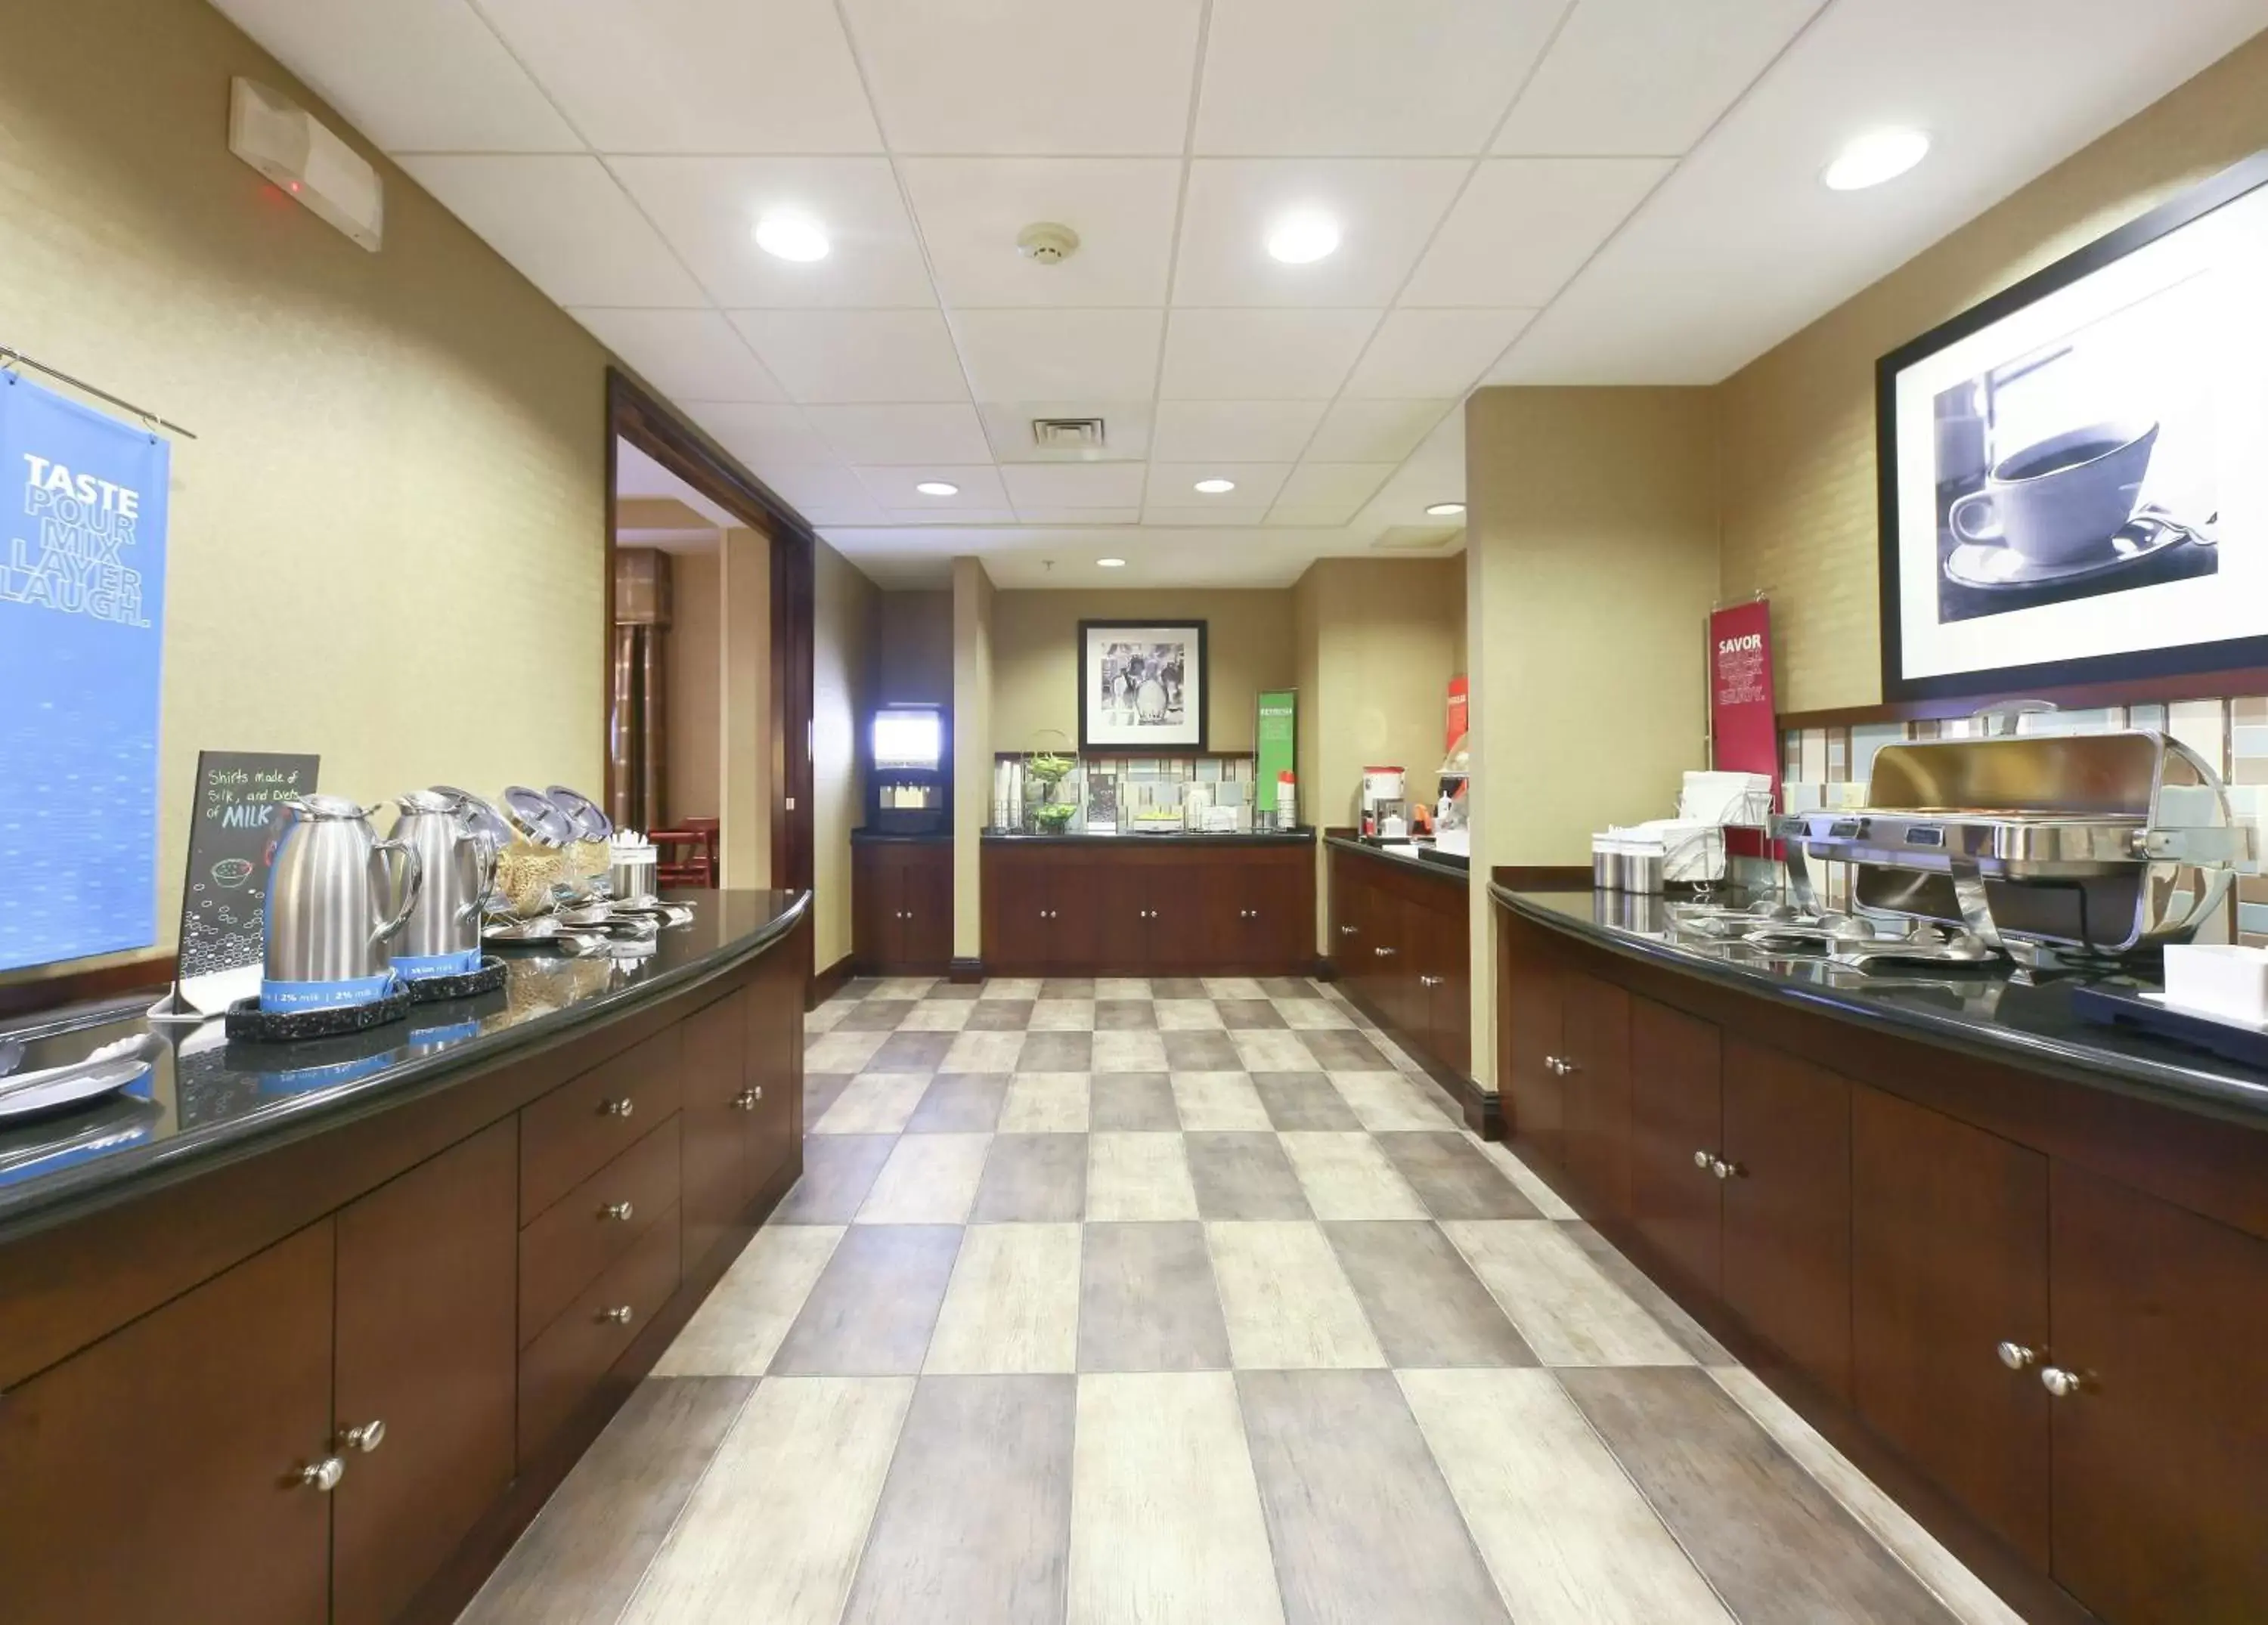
[[1495, 0, 1826, 157], [947, 310, 1165, 403], [1401, 159, 1671, 308], [1266, 463, 1394, 526], [1343, 308, 1534, 398], [1009, 507, 1142, 526], [398, 156, 705, 307], [730, 310, 968, 404], [804, 404, 993, 465], [476, 0, 881, 153], [572, 309, 784, 404], [885, 507, 1022, 525], [901, 159, 1180, 308], [610, 156, 932, 308], [1151, 401, 1328, 463], [687, 404, 836, 469], [751, 464, 881, 519], [1001, 463, 1149, 508], [209, 0, 580, 153], [839, 0, 1204, 154], [1145, 463, 1293, 506], [1172, 160, 1469, 306], [1194, 0, 1563, 156], [855, 466, 1011, 509], [1140, 506, 1270, 528], [1159, 310, 1380, 401], [1306, 399, 1455, 462], [979, 401, 1154, 463]]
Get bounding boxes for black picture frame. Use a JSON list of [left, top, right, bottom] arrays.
[[1876, 147, 2268, 705], [1077, 619, 1210, 752]]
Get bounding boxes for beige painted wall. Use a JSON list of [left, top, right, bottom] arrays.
[[1718, 29, 2268, 713], [1464, 386, 1719, 1085], [664, 550, 721, 825], [813, 541, 876, 973], [989, 588, 1296, 754], [717, 528, 771, 889], [875, 590, 954, 708], [1, 0, 609, 984], [952, 558, 995, 959]]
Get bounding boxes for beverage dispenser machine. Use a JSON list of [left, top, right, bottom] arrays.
[[871, 703, 949, 834]]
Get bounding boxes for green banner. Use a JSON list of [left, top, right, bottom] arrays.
[[1255, 689, 1296, 813]]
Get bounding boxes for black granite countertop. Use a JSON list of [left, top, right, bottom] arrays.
[[850, 827, 953, 844], [982, 827, 1315, 846], [1494, 886, 2268, 1128], [0, 890, 809, 1241], [1325, 831, 1469, 881]]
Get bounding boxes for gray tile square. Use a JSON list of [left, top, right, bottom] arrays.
[[805, 1072, 854, 1126], [771, 1134, 896, 1224], [1260, 977, 1325, 1000], [1216, 998, 1288, 1030], [1300, 1029, 1391, 1071], [1325, 1221, 1535, 1367], [1090, 1072, 1179, 1130], [868, 1031, 958, 1073], [1040, 977, 1097, 1000], [1018, 1030, 1092, 1072], [906, 1074, 1010, 1133], [923, 982, 982, 1001], [1079, 1222, 1232, 1373], [838, 998, 918, 1031], [1163, 1029, 1241, 1071], [1374, 1132, 1541, 1221], [971, 1134, 1088, 1222], [1186, 1132, 1312, 1219], [965, 999, 1034, 1031], [1094, 999, 1157, 1030], [1151, 977, 1210, 1000], [1252, 1073, 1362, 1131], [770, 1224, 963, 1375]]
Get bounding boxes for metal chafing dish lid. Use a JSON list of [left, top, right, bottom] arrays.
[[544, 785, 613, 841], [433, 785, 513, 847], [497, 785, 575, 848]]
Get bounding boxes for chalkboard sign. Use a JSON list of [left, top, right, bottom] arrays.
[[168, 751, 319, 1016]]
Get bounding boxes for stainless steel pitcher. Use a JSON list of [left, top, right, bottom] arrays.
[[262, 794, 423, 1001], [388, 790, 497, 978]]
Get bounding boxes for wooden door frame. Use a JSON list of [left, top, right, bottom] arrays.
[[605, 369, 816, 904]]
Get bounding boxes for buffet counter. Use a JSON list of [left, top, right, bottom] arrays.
[[1493, 884, 2268, 1625], [1, 890, 811, 1625], [1326, 834, 1476, 1126]]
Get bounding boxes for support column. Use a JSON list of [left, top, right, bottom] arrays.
[[950, 556, 995, 970], [1464, 387, 1720, 1091], [717, 524, 772, 890]]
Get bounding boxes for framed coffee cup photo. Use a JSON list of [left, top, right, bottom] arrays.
[[1877, 149, 2268, 703], [1078, 619, 1208, 751]]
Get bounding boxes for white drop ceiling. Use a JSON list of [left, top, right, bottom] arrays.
[[215, 0, 2266, 587]]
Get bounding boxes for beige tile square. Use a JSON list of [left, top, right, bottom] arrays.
[[1231, 1028, 1316, 1072], [1207, 1221, 1385, 1370], [1093, 1029, 1169, 1072], [925, 1223, 1082, 1375], [1154, 999, 1225, 1030], [805, 998, 851, 1034], [854, 1134, 993, 1224], [1477, 1138, 1577, 1220], [1087, 1133, 1200, 1221], [1443, 1221, 1690, 1366], [1171, 1072, 1272, 1131], [1276, 998, 1355, 1030], [1330, 1071, 1453, 1131], [943, 1029, 1026, 1073], [999, 1072, 1092, 1133], [874, 977, 940, 1001], [813, 1074, 929, 1134], [652, 1225, 844, 1376], [1094, 978, 1153, 1001], [1279, 1131, 1428, 1220], [897, 999, 975, 1031], [807, 1029, 889, 1073], [981, 977, 1044, 1000], [1030, 998, 1098, 1030], [1202, 977, 1267, 1000]]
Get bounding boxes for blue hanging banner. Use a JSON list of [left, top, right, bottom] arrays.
[[0, 370, 170, 973]]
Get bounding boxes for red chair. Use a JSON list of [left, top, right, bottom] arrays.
[[652, 816, 719, 889]]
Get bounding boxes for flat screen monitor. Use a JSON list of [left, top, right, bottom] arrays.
[[872, 705, 943, 772]]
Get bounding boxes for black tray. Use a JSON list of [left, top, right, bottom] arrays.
[[404, 955, 509, 1003], [225, 987, 412, 1044], [2070, 982, 2268, 1071]]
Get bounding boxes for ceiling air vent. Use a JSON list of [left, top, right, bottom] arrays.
[[1371, 525, 1460, 552], [1031, 416, 1106, 450]]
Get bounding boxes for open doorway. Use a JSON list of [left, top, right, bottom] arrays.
[[606, 370, 813, 903]]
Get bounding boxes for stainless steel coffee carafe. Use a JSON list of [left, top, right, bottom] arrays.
[[388, 790, 498, 975], [263, 795, 424, 989]]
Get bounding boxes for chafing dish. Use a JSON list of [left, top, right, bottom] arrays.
[[1774, 729, 2254, 964]]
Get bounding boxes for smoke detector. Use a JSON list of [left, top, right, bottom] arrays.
[[1016, 222, 1080, 264]]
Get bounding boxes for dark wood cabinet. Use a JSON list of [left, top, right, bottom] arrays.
[[1719, 1038, 1852, 1399], [852, 838, 952, 974], [1627, 995, 1723, 1297], [1503, 950, 1564, 1168], [742, 940, 803, 1196], [0, 1223, 336, 1625], [1851, 1085, 2051, 1565], [984, 840, 1313, 977], [1326, 841, 1471, 1104], [1558, 973, 1631, 1222], [680, 987, 751, 1268], [333, 1122, 519, 1625], [2047, 1162, 2268, 1625]]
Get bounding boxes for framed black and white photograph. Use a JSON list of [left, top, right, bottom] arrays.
[[1078, 620, 1208, 751], [1878, 150, 2268, 702]]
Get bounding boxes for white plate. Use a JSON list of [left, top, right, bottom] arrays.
[[0, 1037, 156, 1120]]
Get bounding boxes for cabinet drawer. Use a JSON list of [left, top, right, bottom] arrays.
[[518, 1201, 682, 1465], [519, 1028, 683, 1219], [518, 1115, 683, 1348]]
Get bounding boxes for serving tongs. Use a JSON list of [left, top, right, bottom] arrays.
[[0, 1032, 163, 1110]]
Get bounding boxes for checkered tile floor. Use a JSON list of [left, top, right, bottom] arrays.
[[463, 977, 2019, 1625]]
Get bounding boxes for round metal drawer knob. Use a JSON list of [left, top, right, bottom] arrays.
[[600, 1201, 635, 1222], [600, 1098, 634, 1119], [2040, 1365, 2084, 1398], [599, 1305, 634, 1326], [1693, 1149, 1715, 1170], [732, 1088, 758, 1111], [341, 1419, 386, 1454], [1995, 1341, 2037, 1371], [299, 1457, 345, 1492]]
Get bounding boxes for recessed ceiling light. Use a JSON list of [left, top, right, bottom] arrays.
[[754, 212, 829, 261], [914, 481, 959, 497], [1266, 213, 1340, 265], [1193, 478, 1238, 494], [1425, 501, 1466, 517], [1097, 557, 1127, 568], [1822, 128, 1929, 192]]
